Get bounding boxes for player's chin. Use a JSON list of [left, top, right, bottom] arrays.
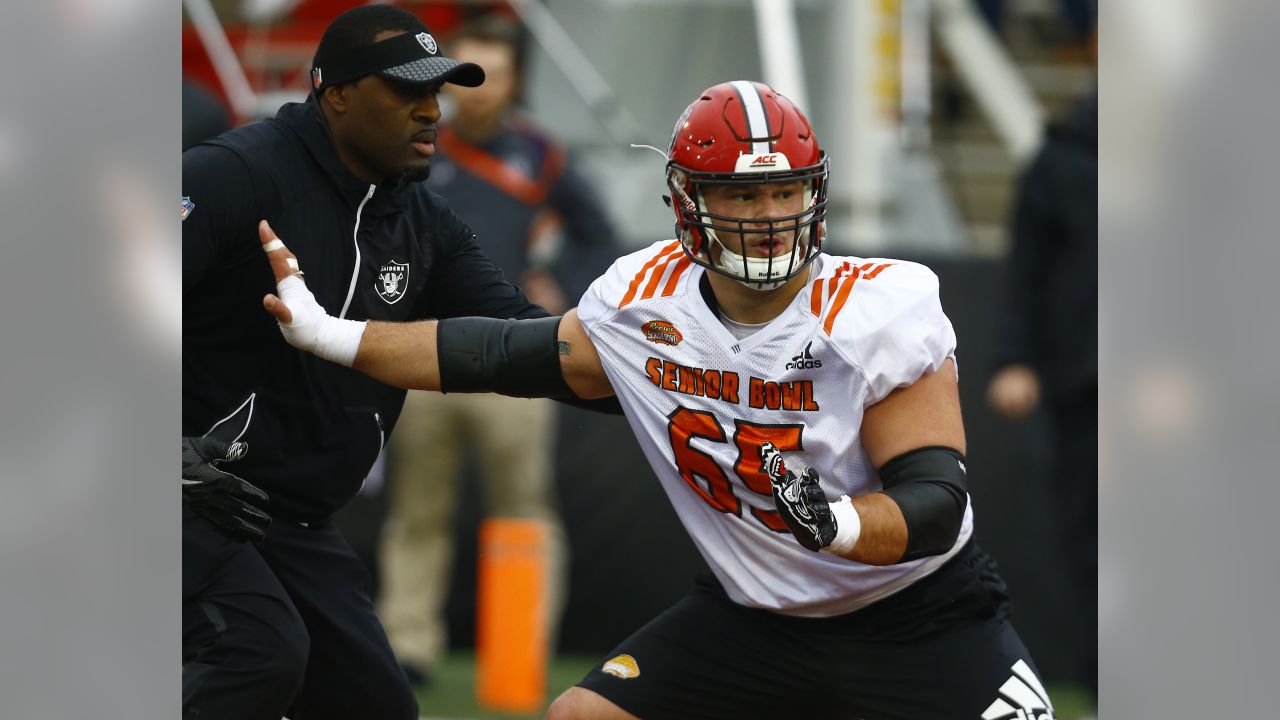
[[402, 154, 429, 171], [396, 157, 431, 183]]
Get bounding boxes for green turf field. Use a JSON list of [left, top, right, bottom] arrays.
[[414, 653, 1096, 719]]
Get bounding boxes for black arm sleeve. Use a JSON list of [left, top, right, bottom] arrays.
[[438, 316, 567, 395], [878, 446, 970, 563], [435, 315, 623, 414], [182, 145, 258, 295]]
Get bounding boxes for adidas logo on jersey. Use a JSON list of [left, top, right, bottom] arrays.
[[785, 341, 822, 370], [981, 659, 1055, 720]]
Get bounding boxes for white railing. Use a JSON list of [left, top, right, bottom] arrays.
[[507, 0, 644, 144], [932, 0, 1045, 163], [183, 0, 259, 120]]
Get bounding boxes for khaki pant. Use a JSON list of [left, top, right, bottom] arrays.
[[377, 391, 566, 671]]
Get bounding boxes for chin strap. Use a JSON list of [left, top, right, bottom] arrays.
[[713, 239, 795, 290]]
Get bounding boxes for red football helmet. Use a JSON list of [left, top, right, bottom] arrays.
[[666, 80, 828, 289]]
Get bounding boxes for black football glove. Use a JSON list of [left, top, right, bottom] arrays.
[[760, 442, 836, 552], [182, 436, 271, 543]]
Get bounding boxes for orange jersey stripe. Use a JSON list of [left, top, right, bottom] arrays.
[[661, 255, 693, 297], [826, 261, 854, 299], [863, 262, 894, 279], [818, 262, 895, 333], [812, 262, 852, 316], [641, 251, 683, 301], [619, 242, 682, 307], [823, 273, 861, 336]]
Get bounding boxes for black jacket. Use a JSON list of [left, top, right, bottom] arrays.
[[996, 91, 1098, 400], [182, 99, 545, 522]]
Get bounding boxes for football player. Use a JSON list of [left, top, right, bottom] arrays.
[[261, 81, 1056, 720]]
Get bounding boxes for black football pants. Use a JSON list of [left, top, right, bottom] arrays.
[[579, 541, 1054, 719], [182, 507, 416, 720]]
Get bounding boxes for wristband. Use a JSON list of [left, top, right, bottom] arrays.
[[276, 275, 367, 367], [312, 314, 366, 367], [823, 495, 861, 556]]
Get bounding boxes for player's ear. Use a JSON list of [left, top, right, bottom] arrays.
[[323, 83, 353, 114]]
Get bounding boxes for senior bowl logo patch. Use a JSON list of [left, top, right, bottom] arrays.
[[642, 320, 682, 346], [416, 32, 437, 55], [601, 654, 640, 679], [376, 260, 409, 304], [181, 196, 194, 222]]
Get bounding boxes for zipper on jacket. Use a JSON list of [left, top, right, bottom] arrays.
[[357, 411, 386, 498], [339, 184, 377, 319]]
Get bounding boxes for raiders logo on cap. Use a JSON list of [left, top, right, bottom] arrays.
[[416, 32, 437, 55]]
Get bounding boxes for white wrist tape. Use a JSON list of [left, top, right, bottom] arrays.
[[275, 274, 366, 367], [823, 495, 861, 556]]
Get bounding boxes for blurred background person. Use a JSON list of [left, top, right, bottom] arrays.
[[987, 87, 1098, 700], [376, 12, 620, 688], [182, 78, 231, 150]]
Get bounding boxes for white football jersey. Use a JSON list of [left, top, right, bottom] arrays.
[[576, 241, 974, 617]]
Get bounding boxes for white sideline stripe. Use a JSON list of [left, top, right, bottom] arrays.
[[1013, 658, 1054, 709], [730, 80, 771, 155]]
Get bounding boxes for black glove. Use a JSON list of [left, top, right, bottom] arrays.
[[182, 436, 271, 543], [760, 442, 836, 552]]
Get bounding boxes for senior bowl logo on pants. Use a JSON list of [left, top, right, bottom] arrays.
[[601, 654, 640, 679], [376, 260, 409, 304]]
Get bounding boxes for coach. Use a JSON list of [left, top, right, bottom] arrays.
[[181, 6, 548, 719]]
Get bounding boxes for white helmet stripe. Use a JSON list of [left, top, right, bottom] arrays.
[[730, 80, 771, 155]]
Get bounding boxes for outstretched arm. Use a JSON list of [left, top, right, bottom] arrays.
[[259, 220, 613, 399]]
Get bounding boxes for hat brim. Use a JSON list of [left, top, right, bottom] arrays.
[[377, 57, 485, 87]]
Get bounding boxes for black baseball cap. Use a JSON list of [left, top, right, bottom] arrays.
[[310, 6, 484, 92]]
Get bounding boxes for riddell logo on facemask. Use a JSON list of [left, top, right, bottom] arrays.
[[785, 341, 821, 370]]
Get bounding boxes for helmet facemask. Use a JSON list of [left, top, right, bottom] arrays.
[[667, 156, 829, 291]]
